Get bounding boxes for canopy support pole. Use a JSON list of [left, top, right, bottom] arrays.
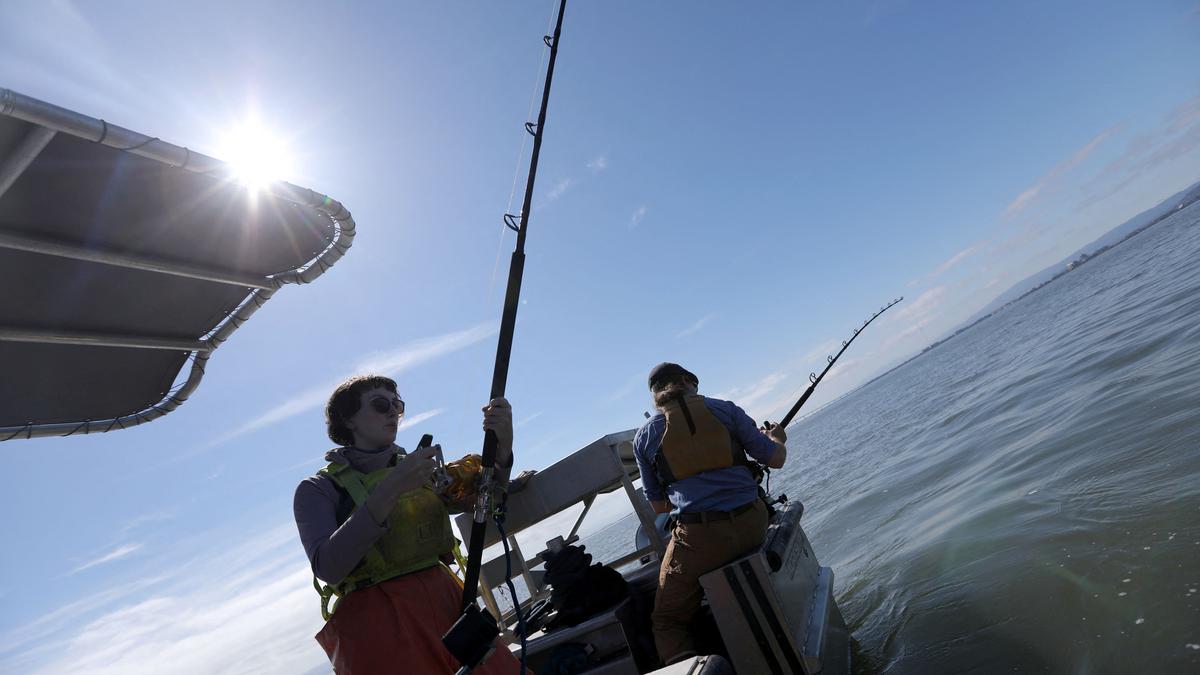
[[0, 126, 55, 200], [0, 230, 276, 290], [0, 327, 211, 352]]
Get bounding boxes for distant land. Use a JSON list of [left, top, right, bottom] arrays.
[[840, 177, 1200, 403], [964, 178, 1200, 328]]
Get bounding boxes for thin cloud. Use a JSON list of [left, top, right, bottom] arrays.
[[119, 511, 174, 535], [1082, 95, 1200, 207], [587, 154, 608, 172], [934, 242, 985, 276], [543, 177, 574, 203], [209, 322, 495, 447], [714, 372, 789, 421], [629, 205, 648, 229], [908, 241, 988, 288], [396, 409, 443, 435], [515, 411, 543, 429], [0, 575, 170, 665], [894, 285, 946, 324], [1, 523, 327, 675], [675, 313, 716, 339], [68, 544, 143, 576], [1004, 126, 1119, 217], [605, 373, 644, 404]]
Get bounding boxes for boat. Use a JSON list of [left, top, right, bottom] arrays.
[[0, 88, 355, 441], [455, 429, 853, 674]]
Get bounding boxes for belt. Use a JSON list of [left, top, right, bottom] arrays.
[[676, 500, 757, 525]]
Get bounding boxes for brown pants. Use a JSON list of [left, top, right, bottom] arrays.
[[652, 499, 769, 664]]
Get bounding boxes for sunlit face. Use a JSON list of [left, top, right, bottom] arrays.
[[215, 119, 293, 192], [345, 387, 404, 450]]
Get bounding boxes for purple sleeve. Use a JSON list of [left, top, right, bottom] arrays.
[[724, 401, 779, 464], [293, 476, 388, 585]]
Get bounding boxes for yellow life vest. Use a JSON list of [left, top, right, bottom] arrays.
[[654, 392, 745, 486], [312, 454, 455, 619]]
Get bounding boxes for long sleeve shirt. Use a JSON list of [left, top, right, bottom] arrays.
[[633, 396, 780, 513], [293, 445, 398, 585]]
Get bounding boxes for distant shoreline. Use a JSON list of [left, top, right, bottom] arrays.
[[810, 194, 1200, 422]]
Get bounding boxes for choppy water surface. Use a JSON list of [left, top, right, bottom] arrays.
[[782, 203, 1200, 673]]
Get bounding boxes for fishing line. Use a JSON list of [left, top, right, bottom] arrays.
[[486, 0, 560, 306]]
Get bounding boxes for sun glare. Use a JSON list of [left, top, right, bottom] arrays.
[[216, 121, 294, 191]]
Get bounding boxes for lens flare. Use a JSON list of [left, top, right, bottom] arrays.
[[216, 120, 293, 191]]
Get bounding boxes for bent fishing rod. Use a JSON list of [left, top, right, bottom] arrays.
[[772, 297, 904, 429], [443, 0, 568, 671]]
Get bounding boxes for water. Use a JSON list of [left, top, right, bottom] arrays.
[[582, 203, 1200, 672], [783, 203, 1200, 673]]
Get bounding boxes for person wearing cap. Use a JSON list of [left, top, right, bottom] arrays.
[[632, 363, 787, 665]]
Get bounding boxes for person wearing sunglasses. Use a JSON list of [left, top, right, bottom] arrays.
[[293, 374, 525, 674]]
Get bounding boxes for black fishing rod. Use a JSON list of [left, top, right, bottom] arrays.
[[443, 1, 568, 671], [774, 297, 903, 429]]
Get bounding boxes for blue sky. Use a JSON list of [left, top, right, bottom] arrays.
[[2, 1, 1199, 672]]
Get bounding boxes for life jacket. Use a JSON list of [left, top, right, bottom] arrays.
[[312, 451, 456, 619], [653, 393, 747, 487]]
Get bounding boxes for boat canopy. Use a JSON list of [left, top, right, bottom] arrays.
[[0, 89, 356, 441]]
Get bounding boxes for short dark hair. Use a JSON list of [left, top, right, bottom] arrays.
[[325, 375, 398, 446]]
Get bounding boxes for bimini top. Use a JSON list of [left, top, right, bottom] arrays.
[[0, 89, 356, 441]]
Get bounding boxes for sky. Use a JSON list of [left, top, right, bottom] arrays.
[[2, 1, 1199, 672]]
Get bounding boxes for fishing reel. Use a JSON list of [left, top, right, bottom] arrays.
[[418, 434, 482, 500]]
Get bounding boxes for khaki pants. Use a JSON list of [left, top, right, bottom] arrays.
[[652, 499, 768, 664]]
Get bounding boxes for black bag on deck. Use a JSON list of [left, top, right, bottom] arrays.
[[542, 544, 629, 629]]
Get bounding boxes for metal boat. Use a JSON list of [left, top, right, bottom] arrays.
[[455, 430, 853, 674]]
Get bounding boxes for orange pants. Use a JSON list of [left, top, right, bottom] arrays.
[[316, 565, 528, 674], [653, 500, 768, 664]]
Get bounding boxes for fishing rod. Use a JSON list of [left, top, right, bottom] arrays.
[[773, 297, 904, 429], [443, 1, 568, 671]]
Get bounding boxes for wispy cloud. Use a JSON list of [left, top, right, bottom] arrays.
[[1004, 125, 1120, 217], [67, 544, 143, 576], [893, 285, 946, 324], [877, 286, 947, 352], [629, 205, 648, 229], [0, 523, 327, 675], [587, 154, 608, 172], [675, 313, 716, 339], [396, 409, 444, 435], [208, 322, 495, 448], [515, 411, 543, 429], [797, 340, 842, 367], [119, 511, 174, 535], [908, 241, 988, 288], [1081, 94, 1200, 208], [933, 242, 986, 276], [543, 177, 574, 203], [0, 575, 170, 666], [605, 373, 645, 404], [714, 372, 789, 421]]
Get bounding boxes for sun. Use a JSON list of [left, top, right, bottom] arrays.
[[215, 120, 294, 191]]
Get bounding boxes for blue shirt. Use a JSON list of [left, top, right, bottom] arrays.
[[633, 396, 780, 513]]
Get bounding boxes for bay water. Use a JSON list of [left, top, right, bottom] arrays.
[[586, 202, 1200, 673]]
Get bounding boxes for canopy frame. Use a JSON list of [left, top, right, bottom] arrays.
[[0, 88, 357, 441]]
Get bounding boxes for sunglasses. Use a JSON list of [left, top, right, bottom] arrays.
[[368, 395, 405, 416]]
